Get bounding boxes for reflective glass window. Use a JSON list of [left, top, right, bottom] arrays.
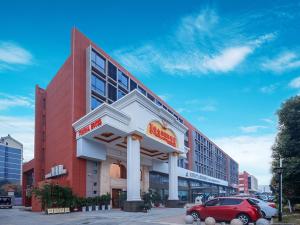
[[91, 73, 105, 96], [118, 70, 128, 89], [91, 50, 105, 73], [91, 96, 102, 110]]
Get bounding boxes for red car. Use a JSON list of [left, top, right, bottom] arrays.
[[186, 197, 262, 225]]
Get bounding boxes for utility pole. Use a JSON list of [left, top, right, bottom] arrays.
[[278, 158, 283, 222]]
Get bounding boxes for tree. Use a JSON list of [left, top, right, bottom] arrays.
[[271, 96, 300, 205]]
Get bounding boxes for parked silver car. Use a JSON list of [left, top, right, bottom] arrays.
[[248, 197, 277, 219]]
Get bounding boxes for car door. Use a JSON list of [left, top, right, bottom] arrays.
[[202, 198, 221, 219], [219, 198, 244, 221]]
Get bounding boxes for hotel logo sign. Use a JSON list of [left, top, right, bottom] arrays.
[[76, 118, 102, 138], [147, 120, 177, 147]]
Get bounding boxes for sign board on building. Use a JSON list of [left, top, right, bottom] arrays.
[[184, 171, 227, 186], [76, 118, 102, 138], [45, 165, 67, 179], [147, 120, 177, 147]]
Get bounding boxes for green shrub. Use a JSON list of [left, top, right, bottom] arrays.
[[33, 183, 74, 209]]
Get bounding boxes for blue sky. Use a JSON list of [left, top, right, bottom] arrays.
[[1, 0, 300, 185]]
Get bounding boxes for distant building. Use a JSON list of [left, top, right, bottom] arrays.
[[258, 185, 272, 193], [238, 171, 258, 194], [0, 135, 23, 184], [248, 174, 258, 193]]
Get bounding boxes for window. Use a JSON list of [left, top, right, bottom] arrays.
[[91, 74, 105, 96], [147, 93, 155, 102], [108, 83, 117, 101], [137, 86, 146, 95], [118, 70, 128, 89], [156, 100, 162, 107], [91, 96, 102, 110], [130, 79, 137, 91], [220, 198, 243, 206], [108, 61, 117, 80], [118, 89, 126, 99], [91, 50, 105, 73], [205, 198, 219, 206]]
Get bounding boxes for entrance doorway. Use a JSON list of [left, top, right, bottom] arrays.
[[112, 189, 126, 208]]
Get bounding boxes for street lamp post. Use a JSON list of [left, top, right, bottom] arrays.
[[274, 158, 283, 222]]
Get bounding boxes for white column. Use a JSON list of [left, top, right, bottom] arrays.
[[168, 152, 179, 200], [126, 135, 141, 201]]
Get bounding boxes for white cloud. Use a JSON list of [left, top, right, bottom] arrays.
[[0, 42, 33, 72], [214, 134, 275, 185], [289, 76, 300, 89], [262, 52, 300, 73], [240, 125, 267, 133], [261, 118, 274, 124], [203, 46, 253, 73], [114, 9, 275, 76], [0, 93, 34, 110], [0, 115, 34, 162], [260, 84, 278, 94]]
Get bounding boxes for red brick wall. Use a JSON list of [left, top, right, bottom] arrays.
[[34, 86, 46, 183], [44, 56, 76, 193], [70, 28, 92, 196], [32, 29, 93, 198]]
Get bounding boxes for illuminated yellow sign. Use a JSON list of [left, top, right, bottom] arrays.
[[147, 121, 177, 147]]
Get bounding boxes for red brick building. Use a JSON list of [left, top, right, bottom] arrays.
[[22, 28, 239, 211]]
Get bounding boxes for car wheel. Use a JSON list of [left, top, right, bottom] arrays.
[[190, 211, 200, 220], [237, 213, 250, 225]]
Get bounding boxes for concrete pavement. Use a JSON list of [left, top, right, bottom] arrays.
[[0, 207, 190, 225]]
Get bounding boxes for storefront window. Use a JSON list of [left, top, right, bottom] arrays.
[[178, 190, 188, 201]]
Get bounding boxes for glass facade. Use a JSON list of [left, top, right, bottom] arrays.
[[192, 130, 238, 185], [0, 145, 22, 183], [229, 158, 239, 185], [149, 171, 230, 203], [89, 48, 184, 125]]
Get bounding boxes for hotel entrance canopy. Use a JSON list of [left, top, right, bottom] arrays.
[[72, 90, 189, 210], [72, 90, 189, 162]]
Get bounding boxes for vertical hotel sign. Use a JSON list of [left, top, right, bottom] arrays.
[[76, 118, 102, 138], [147, 120, 177, 147]]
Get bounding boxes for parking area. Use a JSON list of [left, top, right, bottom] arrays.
[[0, 207, 192, 225]]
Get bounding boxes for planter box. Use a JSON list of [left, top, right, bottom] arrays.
[[95, 206, 99, 211], [46, 207, 70, 214], [88, 206, 92, 211], [101, 205, 105, 210], [82, 206, 86, 212]]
